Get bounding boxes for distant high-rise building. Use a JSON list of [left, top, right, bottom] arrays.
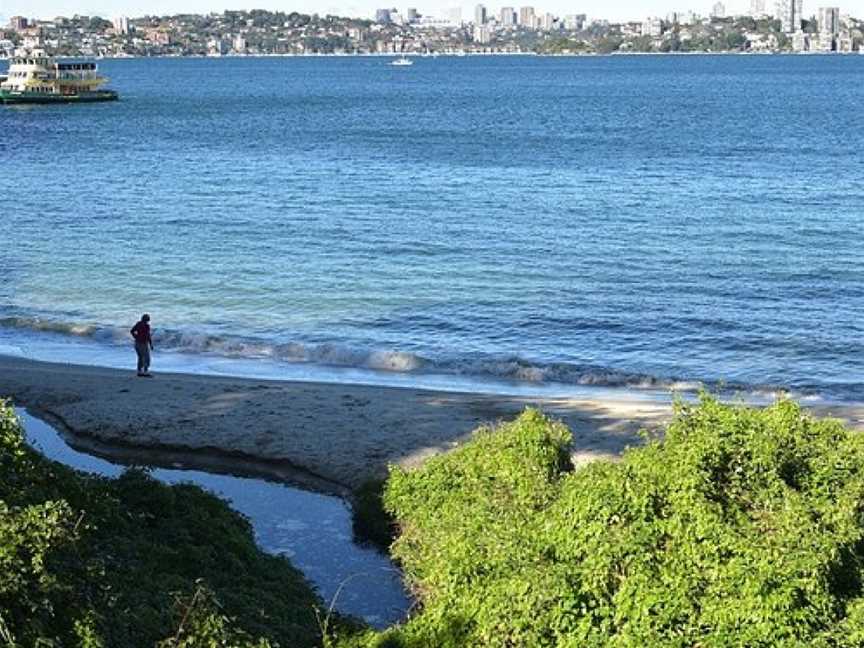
[[564, 13, 586, 29], [540, 12, 555, 30], [750, 0, 768, 15], [818, 6, 840, 34], [475, 4, 487, 25], [500, 6, 517, 25], [519, 6, 536, 27], [112, 16, 130, 34], [407, 7, 419, 22], [375, 8, 392, 23], [776, 0, 803, 32], [711, 2, 726, 17], [9, 16, 28, 30], [232, 34, 246, 52]]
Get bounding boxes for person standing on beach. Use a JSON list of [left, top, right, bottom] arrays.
[[130, 314, 154, 377]]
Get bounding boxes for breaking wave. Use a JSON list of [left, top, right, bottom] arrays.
[[0, 314, 791, 396]]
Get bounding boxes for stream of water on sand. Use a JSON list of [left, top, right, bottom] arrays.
[[17, 409, 411, 629]]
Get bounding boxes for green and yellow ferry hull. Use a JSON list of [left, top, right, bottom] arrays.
[[0, 89, 119, 104]]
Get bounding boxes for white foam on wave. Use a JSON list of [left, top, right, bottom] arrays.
[[0, 312, 842, 403], [0, 343, 24, 357]]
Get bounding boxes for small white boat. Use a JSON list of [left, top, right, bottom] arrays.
[[390, 56, 413, 66]]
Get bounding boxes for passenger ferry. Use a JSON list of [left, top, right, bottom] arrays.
[[0, 48, 118, 104]]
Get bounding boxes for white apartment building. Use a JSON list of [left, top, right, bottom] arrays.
[[564, 14, 586, 29], [792, 29, 808, 49], [642, 16, 663, 36], [750, 0, 768, 15], [473, 23, 492, 42], [818, 6, 840, 34], [475, 4, 487, 25], [776, 0, 804, 32], [113, 16, 130, 35]]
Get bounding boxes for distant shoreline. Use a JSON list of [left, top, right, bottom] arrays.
[[3, 50, 860, 63]]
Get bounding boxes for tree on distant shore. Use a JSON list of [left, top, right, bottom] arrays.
[[595, 36, 624, 54]]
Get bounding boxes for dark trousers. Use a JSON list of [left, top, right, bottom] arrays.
[[135, 342, 151, 373]]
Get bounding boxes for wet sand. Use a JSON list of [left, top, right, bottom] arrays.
[[2, 355, 862, 491]]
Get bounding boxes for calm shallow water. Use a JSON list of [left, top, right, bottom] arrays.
[[2, 55, 863, 401], [17, 409, 410, 627]]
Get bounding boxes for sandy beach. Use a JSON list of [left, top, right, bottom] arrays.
[[3, 354, 863, 492]]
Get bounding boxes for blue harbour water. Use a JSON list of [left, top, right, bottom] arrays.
[[2, 55, 863, 401]]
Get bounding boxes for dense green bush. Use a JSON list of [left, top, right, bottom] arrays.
[[338, 398, 864, 647], [10, 393, 864, 647], [0, 401, 324, 647]]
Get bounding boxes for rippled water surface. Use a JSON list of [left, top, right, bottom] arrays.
[[2, 55, 863, 399]]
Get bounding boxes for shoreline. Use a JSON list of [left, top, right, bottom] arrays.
[[1, 355, 675, 490], [1, 52, 843, 64], [23, 406, 353, 498], [3, 355, 864, 492]]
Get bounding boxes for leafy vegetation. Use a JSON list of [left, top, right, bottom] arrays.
[[338, 397, 864, 647], [0, 401, 325, 647], [9, 394, 864, 647]]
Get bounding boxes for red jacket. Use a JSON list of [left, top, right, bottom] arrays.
[[131, 321, 152, 346]]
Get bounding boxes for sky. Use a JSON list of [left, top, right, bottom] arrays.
[[0, 0, 853, 26]]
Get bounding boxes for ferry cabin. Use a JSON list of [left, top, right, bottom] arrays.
[[1, 51, 106, 96]]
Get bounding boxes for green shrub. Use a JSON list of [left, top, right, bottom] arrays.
[[338, 398, 864, 647], [0, 401, 325, 646]]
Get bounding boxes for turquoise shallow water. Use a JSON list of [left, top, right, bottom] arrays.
[[2, 55, 863, 400]]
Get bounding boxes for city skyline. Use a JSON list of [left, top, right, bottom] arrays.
[[6, 0, 849, 26]]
